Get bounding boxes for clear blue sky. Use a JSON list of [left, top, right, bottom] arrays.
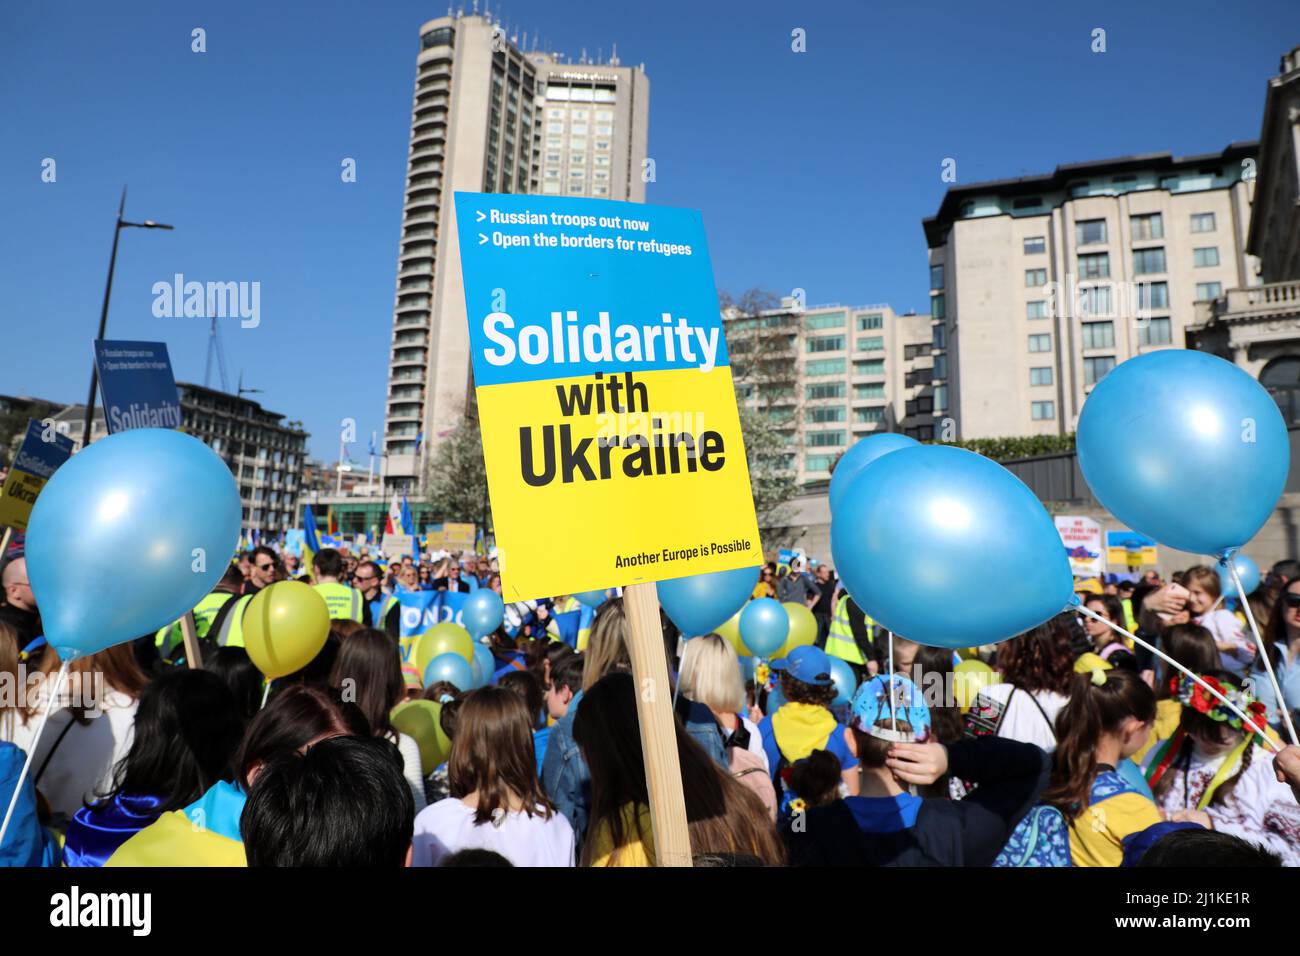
[[2, 0, 1295, 460]]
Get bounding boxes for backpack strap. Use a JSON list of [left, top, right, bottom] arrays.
[[1016, 685, 1057, 742]]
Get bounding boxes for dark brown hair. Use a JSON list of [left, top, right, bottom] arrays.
[[786, 749, 843, 807], [1157, 624, 1220, 699], [448, 686, 553, 825], [328, 628, 404, 739], [995, 616, 1076, 695], [498, 669, 544, 730], [779, 671, 836, 708], [1043, 670, 1155, 820], [235, 683, 368, 784]]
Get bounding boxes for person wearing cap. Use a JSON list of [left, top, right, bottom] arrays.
[[758, 646, 860, 808], [783, 674, 1050, 866]]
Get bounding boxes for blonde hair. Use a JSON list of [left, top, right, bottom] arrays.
[[582, 598, 631, 691], [678, 634, 745, 713]]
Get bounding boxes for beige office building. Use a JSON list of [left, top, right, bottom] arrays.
[[724, 302, 933, 489], [924, 144, 1258, 439], [383, 13, 649, 493]]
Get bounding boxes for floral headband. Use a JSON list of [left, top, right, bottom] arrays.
[[1177, 674, 1268, 735]]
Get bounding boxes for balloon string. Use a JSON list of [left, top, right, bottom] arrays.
[[1228, 562, 1299, 747], [888, 635, 896, 731], [1075, 606, 1281, 755], [1209, 594, 1224, 615], [0, 661, 69, 850], [261, 682, 271, 710]]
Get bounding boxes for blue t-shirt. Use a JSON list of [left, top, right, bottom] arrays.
[[845, 792, 923, 834], [533, 725, 551, 776]]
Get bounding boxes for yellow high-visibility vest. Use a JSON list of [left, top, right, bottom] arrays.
[[825, 594, 866, 665], [313, 582, 363, 622], [154, 592, 236, 653]]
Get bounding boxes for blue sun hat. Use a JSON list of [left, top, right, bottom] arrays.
[[849, 674, 932, 743], [769, 645, 833, 686]]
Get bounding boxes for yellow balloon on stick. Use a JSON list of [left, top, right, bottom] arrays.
[[243, 580, 331, 679], [415, 622, 474, 683], [775, 602, 817, 658]]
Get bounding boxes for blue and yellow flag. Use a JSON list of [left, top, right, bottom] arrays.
[[303, 504, 321, 580]]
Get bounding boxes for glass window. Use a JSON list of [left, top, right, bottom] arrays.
[[807, 406, 846, 423], [1138, 281, 1169, 310], [807, 431, 846, 447], [1137, 317, 1172, 346], [1031, 401, 1055, 421], [932, 324, 946, 349], [806, 335, 845, 353], [1193, 247, 1220, 268], [1030, 367, 1053, 386], [934, 384, 948, 412], [1195, 282, 1222, 301], [932, 353, 948, 379], [1084, 356, 1116, 386], [1075, 219, 1107, 245], [1023, 236, 1046, 255], [1078, 253, 1110, 279], [857, 313, 883, 330], [856, 336, 884, 351], [853, 359, 885, 376], [1027, 300, 1048, 320], [1130, 213, 1164, 241], [1133, 247, 1166, 274], [806, 455, 836, 472], [1025, 269, 1047, 288], [806, 382, 846, 400], [805, 358, 846, 376], [853, 407, 885, 424], [1191, 212, 1216, 233], [1082, 321, 1115, 349], [805, 311, 846, 330], [1079, 285, 1113, 317], [930, 264, 944, 290], [931, 294, 946, 320], [854, 383, 884, 399], [1028, 333, 1052, 353]]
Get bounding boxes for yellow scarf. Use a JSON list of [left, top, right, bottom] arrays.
[[1197, 738, 1253, 811], [771, 702, 837, 763]]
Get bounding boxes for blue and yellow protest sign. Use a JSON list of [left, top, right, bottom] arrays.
[[454, 193, 762, 600], [93, 340, 182, 433], [0, 420, 75, 531]]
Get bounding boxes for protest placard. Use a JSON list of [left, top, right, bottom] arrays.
[[1055, 515, 1103, 577], [0, 420, 75, 531], [93, 340, 182, 434]]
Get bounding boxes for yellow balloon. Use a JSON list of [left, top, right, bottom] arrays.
[[391, 699, 452, 770], [415, 622, 474, 682], [952, 659, 998, 712], [716, 608, 747, 657], [243, 580, 331, 679], [776, 602, 817, 658]]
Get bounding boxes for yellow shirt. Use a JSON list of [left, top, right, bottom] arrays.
[[1068, 790, 1163, 867], [587, 803, 655, 867]]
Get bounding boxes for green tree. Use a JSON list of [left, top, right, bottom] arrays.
[[423, 418, 493, 534]]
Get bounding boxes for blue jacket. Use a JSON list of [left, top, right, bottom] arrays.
[[676, 696, 729, 769], [542, 690, 590, 839], [1253, 646, 1300, 730], [0, 742, 59, 867]]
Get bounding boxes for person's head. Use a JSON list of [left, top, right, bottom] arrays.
[[544, 653, 584, 721], [1136, 826, 1283, 867], [1083, 594, 1127, 647], [50, 642, 150, 706], [353, 561, 383, 597], [442, 848, 514, 867], [421, 680, 460, 705], [1044, 669, 1156, 819], [449, 686, 553, 824], [773, 645, 836, 709], [1, 557, 34, 612], [328, 628, 404, 739], [447, 562, 460, 579], [785, 749, 843, 808], [573, 672, 784, 866], [313, 548, 345, 581], [242, 735, 413, 866], [911, 644, 963, 745], [1266, 578, 1300, 648], [249, 546, 280, 589], [844, 674, 933, 785], [583, 597, 631, 691], [100, 668, 244, 813], [1183, 565, 1222, 616], [759, 566, 774, 590], [539, 640, 577, 685], [237, 552, 252, 579], [1117, 580, 1135, 599], [1156, 624, 1220, 699], [488, 574, 502, 596], [995, 617, 1075, 695], [814, 565, 830, 584], [234, 682, 369, 787], [887, 633, 920, 673], [206, 647, 264, 723], [399, 565, 419, 590], [1271, 559, 1300, 587], [217, 563, 245, 593], [678, 634, 745, 715], [498, 669, 545, 731], [1165, 670, 1268, 771]]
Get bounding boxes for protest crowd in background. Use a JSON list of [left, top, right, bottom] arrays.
[[5, 533, 1300, 869]]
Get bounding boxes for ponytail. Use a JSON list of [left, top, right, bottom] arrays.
[[1043, 669, 1155, 820]]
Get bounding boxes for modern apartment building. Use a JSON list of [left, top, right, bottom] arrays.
[[924, 143, 1259, 439], [383, 12, 649, 494], [724, 302, 933, 489]]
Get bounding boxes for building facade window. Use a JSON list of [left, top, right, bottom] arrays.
[[805, 311, 846, 330], [1029, 333, 1052, 353], [853, 407, 885, 424], [1195, 281, 1222, 301], [1083, 355, 1116, 386], [1133, 247, 1166, 274], [853, 359, 885, 376], [932, 353, 948, 379], [854, 383, 885, 399], [1137, 317, 1172, 346], [1079, 286, 1112, 317], [807, 335, 845, 353], [1025, 268, 1047, 287], [806, 455, 836, 472], [933, 384, 948, 412], [856, 336, 884, 351], [1027, 300, 1048, 320], [1138, 281, 1169, 310], [930, 264, 944, 290], [1075, 219, 1107, 246], [1030, 366, 1053, 386], [1023, 236, 1046, 255], [1082, 321, 1115, 350], [1193, 247, 1220, 268], [807, 431, 846, 447], [805, 358, 846, 376], [857, 313, 883, 330], [1078, 253, 1111, 279], [1130, 213, 1164, 241], [931, 294, 945, 320], [1032, 401, 1056, 420], [806, 382, 846, 400], [807, 406, 846, 423], [932, 324, 946, 349], [1190, 212, 1216, 233]]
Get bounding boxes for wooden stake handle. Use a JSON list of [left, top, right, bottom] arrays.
[[621, 581, 692, 867], [179, 612, 201, 670]]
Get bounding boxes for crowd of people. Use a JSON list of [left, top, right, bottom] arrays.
[[4, 541, 1300, 868]]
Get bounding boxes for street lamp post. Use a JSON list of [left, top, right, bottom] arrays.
[[80, 186, 174, 450]]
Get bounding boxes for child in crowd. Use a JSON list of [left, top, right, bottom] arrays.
[[499, 669, 551, 772], [1041, 669, 1160, 866], [1145, 670, 1300, 865], [1184, 565, 1254, 677], [412, 686, 574, 866]]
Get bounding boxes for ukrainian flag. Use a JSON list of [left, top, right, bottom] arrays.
[[303, 504, 321, 580]]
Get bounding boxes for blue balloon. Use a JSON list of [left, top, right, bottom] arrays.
[[574, 589, 608, 608], [828, 433, 919, 513], [658, 565, 759, 637], [828, 657, 857, 707], [832, 444, 1073, 648], [1218, 553, 1260, 599], [462, 589, 504, 640], [472, 643, 496, 688], [26, 429, 241, 660], [1117, 757, 1154, 801], [425, 652, 474, 692], [1078, 350, 1289, 557], [739, 597, 789, 657]]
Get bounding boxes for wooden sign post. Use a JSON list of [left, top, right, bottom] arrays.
[[179, 611, 201, 670], [622, 582, 692, 867]]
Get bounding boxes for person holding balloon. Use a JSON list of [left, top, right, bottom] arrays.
[[1184, 566, 1253, 678]]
